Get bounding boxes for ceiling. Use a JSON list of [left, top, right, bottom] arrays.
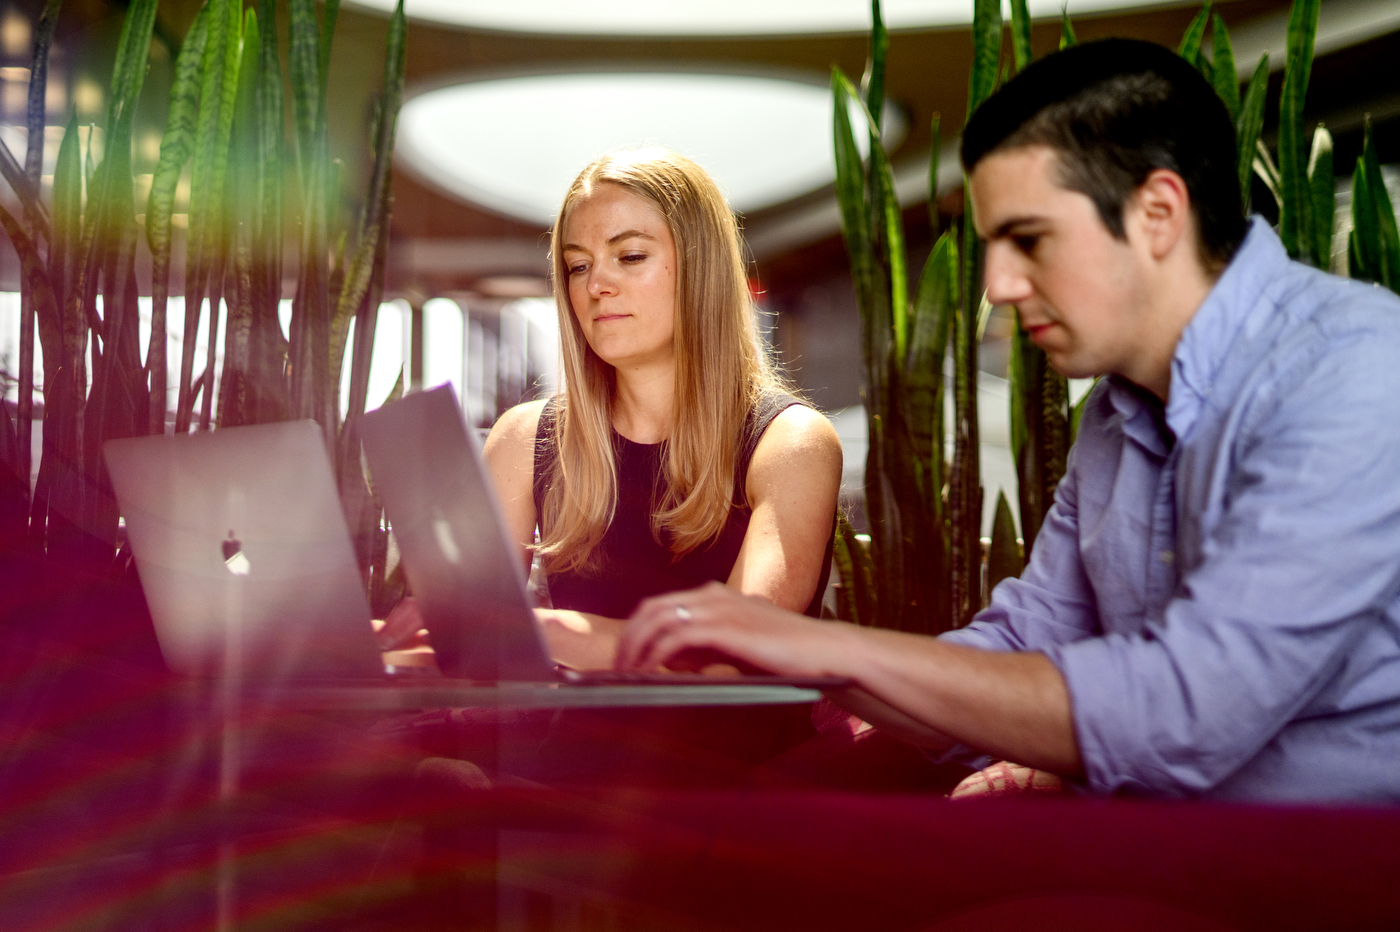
[[15, 0, 1400, 301]]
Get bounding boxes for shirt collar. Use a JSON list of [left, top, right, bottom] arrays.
[[1164, 217, 1289, 442]]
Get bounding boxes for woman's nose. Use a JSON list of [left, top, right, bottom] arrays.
[[587, 267, 618, 298]]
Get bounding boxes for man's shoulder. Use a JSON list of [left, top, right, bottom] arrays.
[[1275, 264, 1400, 346]]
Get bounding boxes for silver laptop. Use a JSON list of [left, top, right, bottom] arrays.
[[359, 385, 850, 688], [105, 421, 384, 682]]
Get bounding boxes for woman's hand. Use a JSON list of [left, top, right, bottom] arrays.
[[375, 596, 430, 650], [536, 608, 626, 671], [616, 581, 855, 677]]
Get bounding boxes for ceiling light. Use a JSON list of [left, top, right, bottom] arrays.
[[347, 0, 1199, 37], [396, 71, 906, 226]]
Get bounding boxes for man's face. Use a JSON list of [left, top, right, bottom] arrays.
[[969, 145, 1152, 380]]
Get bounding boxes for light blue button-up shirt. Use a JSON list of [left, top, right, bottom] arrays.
[[942, 218, 1400, 802]]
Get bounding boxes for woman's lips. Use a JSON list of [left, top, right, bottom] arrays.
[[594, 313, 629, 323]]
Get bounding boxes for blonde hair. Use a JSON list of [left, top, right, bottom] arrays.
[[538, 148, 783, 573]]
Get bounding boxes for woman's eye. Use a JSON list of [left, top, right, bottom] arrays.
[[620, 253, 647, 264], [567, 263, 587, 275]]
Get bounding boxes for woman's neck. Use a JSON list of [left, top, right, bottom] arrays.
[[611, 362, 674, 444]]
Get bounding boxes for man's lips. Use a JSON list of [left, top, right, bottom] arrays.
[[1023, 321, 1053, 342]]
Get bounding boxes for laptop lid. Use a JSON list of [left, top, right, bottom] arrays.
[[105, 420, 384, 682], [359, 385, 556, 682]]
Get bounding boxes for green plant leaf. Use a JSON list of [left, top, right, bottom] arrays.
[[146, 2, 209, 433], [967, 0, 1002, 118], [1209, 13, 1239, 120], [862, 0, 887, 132], [1307, 123, 1334, 272], [1253, 137, 1282, 213], [871, 139, 908, 362], [1008, 312, 1025, 469], [177, 0, 242, 433], [1177, 4, 1211, 67], [0, 134, 49, 238], [927, 113, 941, 235], [218, 7, 264, 430], [1059, 10, 1077, 50], [1276, 0, 1319, 263], [832, 69, 873, 320], [24, 0, 62, 211], [904, 231, 955, 504], [1353, 121, 1400, 292], [950, 211, 983, 624], [1008, 0, 1032, 72], [1235, 53, 1268, 213], [986, 489, 1023, 595], [341, 0, 406, 454], [1195, 48, 1214, 87], [290, 0, 321, 192], [1068, 378, 1096, 445]]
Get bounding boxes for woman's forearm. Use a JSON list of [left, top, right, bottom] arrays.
[[537, 609, 625, 670]]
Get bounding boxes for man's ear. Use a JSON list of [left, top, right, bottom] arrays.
[[1130, 169, 1193, 261]]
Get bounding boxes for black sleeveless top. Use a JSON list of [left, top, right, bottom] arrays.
[[532, 392, 833, 619]]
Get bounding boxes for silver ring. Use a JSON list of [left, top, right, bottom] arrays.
[[674, 605, 692, 623]]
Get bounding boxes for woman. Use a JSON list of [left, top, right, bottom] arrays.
[[385, 148, 841, 671]]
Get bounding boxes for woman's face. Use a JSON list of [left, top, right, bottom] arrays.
[[561, 184, 679, 373]]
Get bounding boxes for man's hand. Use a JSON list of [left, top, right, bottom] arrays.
[[618, 581, 1082, 776], [617, 581, 854, 676]]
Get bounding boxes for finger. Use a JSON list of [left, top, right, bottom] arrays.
[[617, 594, 689, 669], [380, 597, 421, 649]]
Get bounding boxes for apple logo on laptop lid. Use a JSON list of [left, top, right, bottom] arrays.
[[223, 530, 251, 577]]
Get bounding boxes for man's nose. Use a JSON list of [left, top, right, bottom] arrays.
[[982, 244, 1032, 307]]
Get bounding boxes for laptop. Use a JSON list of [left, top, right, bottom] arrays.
[[358, 385, 849, 689], [105, 421, 385, 683]]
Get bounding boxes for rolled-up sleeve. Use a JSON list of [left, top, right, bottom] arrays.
[[943, 419, 1103, 655], [1043, 321, 1400, 796]]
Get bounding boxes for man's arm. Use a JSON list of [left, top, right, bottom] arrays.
[[1045, 319, 1400, 796], [616, 583, 1082, 775]]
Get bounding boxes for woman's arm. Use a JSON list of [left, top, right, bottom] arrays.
[[480, 400, 622, 669], [481, 399, 546, 572], [727, 404, 843, 611], [537, 404, 842, 670]]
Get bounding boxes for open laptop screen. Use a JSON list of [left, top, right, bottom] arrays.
[[359, 385, 556, 682]]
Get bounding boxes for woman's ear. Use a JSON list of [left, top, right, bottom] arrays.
[[1129, 168, 1193, 262]]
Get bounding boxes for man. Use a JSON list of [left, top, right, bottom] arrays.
[[615, 38, 1400, 802]]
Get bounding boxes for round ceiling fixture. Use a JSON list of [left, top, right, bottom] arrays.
[[347, 0, 1197, 36], [396, 72, 906, 226]]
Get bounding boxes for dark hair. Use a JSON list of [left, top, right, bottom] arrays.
[[961, 38, 1247, 269]]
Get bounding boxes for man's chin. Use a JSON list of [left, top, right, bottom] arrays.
[[1044, 353, 1101, 382]]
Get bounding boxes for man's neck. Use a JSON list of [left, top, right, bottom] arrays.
[[1122, 247, 1221, 402]]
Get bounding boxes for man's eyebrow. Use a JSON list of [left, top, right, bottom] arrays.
[[561, 229, 657, 253], [990, 216, 1047, 238]]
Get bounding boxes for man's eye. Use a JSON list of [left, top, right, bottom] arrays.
[[1013, 235, 1040, 254]]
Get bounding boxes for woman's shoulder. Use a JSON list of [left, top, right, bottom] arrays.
[[484, 398, 552, 458], [754, 403, 841, 462]]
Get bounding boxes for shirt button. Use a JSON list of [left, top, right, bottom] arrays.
[[1160, 550, 1175, 565]]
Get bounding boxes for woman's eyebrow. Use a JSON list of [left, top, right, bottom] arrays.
[[607, 229, 656, 246], [562, 229, 656, 253]]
